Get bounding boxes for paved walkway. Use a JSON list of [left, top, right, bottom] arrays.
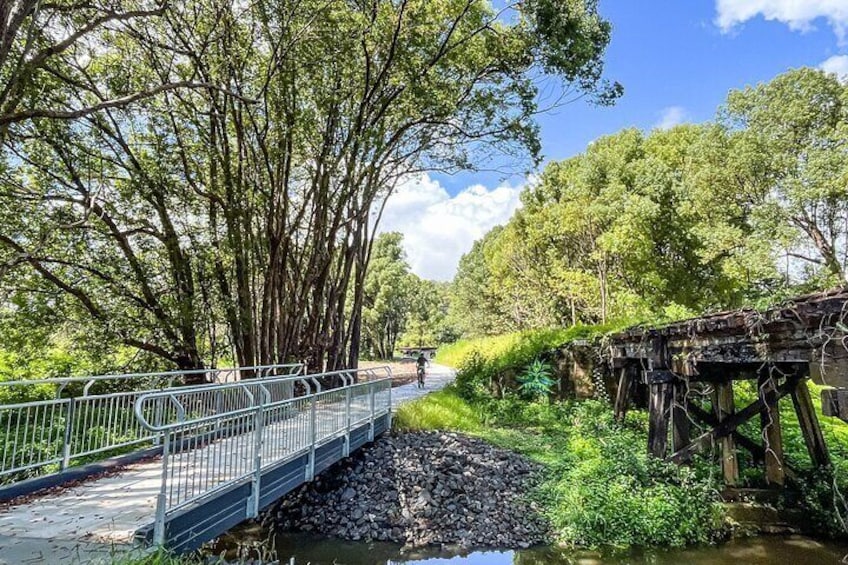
[[0, 366, 454, 564], [390, 363, 455, 407]]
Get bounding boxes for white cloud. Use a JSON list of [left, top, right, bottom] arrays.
[[715, 0, 848, 40], [821, 54, 848, 81], [376, 174, 525, 281], [654, 106, 688, 130]]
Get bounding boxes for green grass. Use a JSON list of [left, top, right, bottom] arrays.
[[394, 387, 725, 548], [394, 388, 484, 433], [437, 323, 631, 371]]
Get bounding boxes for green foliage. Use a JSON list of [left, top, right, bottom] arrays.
[[442, 322, 636, 400], [450, 68, 848, 335], [360, 233, 458, 359], [395, 390, 724, 548], [517, 359, 555, 399], [1, 0, 618, 373], [360, 233, 415, 360]]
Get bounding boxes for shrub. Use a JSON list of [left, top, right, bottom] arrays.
[[517, 359, 555, 399]]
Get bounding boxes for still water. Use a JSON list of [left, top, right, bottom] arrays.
[[269, 533, 848, 565]]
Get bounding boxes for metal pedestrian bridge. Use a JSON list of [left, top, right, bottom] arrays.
[[0, 363, 402, 558]]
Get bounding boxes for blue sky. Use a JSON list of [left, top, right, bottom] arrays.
[[381, 1, 848, 281]]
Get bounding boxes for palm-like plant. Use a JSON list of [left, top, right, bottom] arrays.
[[517, 359, 555, 399]]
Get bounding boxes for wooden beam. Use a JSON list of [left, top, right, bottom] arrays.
[[687, 402, 763, 464], [758, 372, 785, 487], [648, 382, 673, 458], [714, 381, 739, 486], [614, 366, 631, 422], [648, 335, 673, 458], [791, 379, 830, 469], [668, 377, 797, 465], [822, 388, 848, 421], [672, 381, 691, 459], [686, 401, 801, 482]]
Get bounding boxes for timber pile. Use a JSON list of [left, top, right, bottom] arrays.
[[608, 287, 847, 488]]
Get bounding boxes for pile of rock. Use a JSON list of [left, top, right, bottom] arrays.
[[269, 431, 550, 548]]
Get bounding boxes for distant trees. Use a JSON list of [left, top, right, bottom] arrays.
[[450, 68, 848, 334], [0, 0, 619, 373], [359, 232, 456, 360]]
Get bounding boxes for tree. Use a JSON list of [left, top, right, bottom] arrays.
[[402, 279, 456, 347], [721, 68, 848, 284], [1, 0, 620, 374], [451, 68, 848, 334], [360, 233, 413, 360], [448, 227, 512, 336]]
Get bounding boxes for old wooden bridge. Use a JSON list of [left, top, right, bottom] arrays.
[[609, 287, 848, 486]]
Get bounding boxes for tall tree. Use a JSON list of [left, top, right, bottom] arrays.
[[722, 68, 848, 283], [0, 0, 620, 374]]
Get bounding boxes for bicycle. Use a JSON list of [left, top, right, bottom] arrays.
[[416, 366, 426, 388]]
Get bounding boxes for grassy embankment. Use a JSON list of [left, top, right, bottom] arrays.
[[397, 327, 848, 548]]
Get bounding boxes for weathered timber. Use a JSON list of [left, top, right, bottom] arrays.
[[672, 381, 691, 459], [822, 388, 848, 420], [791, 380, 830, 468], [713, 381, 739, 485], [669, 377, 797, 465], [758, 372, 785, 486], [648, 382, 673, 458], [647, 335, 673, 457], [614, 366, 631, 421], [609, 288, 848, 382], [609, 288, 848, 484]]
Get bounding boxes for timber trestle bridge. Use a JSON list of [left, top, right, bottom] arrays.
[[609, 287, 848, 486], [0, 362, 457, 561]]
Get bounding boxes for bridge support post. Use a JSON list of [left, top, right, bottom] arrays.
[[61, 397, 75, 470], [647, 334, 673, 458], [368, 384, 376, 442], [647, 378, 673, 458], [672, 380, 691, 460], [713, 381, 739, 486], [791, 377, 830, 469], [758, 371, 785, 487], [614, 366, 630, 422]]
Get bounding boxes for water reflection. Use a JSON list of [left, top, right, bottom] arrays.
[[270, 533, 848, 565]]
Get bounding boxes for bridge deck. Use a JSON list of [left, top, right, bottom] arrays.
[[0, 366, 454, 564]]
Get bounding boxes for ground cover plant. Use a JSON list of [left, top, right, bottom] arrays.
[[395, 387, 725, 547], [404, 326, 848, 547]]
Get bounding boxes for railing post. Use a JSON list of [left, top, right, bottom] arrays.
[[153, 434, 171, 546], [61, 397, 75, 470], [343, 387, 351, 457], [306, 394, 317, 481], [368, 383, 376, 442], [387, 378, 393, 429], [248, 404, 264, 518]]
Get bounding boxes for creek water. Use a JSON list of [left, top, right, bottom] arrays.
[[263, 532, 848, 564]]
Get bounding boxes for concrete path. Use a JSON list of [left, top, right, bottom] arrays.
[[0, 367, 454, 564], [390, 363, 455, 408]]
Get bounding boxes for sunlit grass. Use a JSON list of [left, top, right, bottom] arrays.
[[393, 387, 483, 433], [436, 321, 636, 371]]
